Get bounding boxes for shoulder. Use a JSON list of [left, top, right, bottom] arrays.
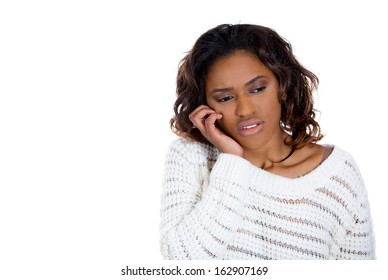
[[291, 143, 366, 192], [328, 144, 361, 174], [295, 143, 358, 172], [166, 137, 219, 165], [324, 144, 368, 197]]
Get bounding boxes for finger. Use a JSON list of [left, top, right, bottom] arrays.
[[188, 105, 207, 120], [189, 108, 216, 130], [189, 106, 215, 122], [189, 105, 210, 116], [204, 113, 223, 140], [193, 112, 219, 141]]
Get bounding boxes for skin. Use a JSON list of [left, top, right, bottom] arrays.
[[189, 50, 325, 178]]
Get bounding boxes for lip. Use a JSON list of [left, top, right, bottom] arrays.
[[237, 119, 264, 136]]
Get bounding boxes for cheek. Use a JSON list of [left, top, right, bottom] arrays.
[[206, 97, 218, 110], [206, 101, 227, 127], [215, 110, 234, 132]]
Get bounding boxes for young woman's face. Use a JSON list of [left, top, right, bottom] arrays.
[[205, 50, 283, 151]]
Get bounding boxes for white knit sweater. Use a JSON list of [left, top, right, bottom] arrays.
[[159, 138, 375, 260]]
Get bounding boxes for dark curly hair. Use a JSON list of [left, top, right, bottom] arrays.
[[170, 24, 323, 149]]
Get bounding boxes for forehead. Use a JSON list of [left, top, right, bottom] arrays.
[[206, 50, 272, 85]]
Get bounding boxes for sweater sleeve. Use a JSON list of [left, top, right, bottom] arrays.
[[159, 139, 252, 259], [340, 195, 375, 259], [331, 158, 376, 259]]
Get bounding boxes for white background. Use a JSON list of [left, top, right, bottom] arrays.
[[1, 0, 387, 279]]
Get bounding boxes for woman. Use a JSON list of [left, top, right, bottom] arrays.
[[160, 24, 375, 259]]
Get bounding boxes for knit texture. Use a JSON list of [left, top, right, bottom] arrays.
[[160, 138, 375, 260]]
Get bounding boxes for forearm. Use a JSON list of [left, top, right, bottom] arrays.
[[160, 153, 252, 259]]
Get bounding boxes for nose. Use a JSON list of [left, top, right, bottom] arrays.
[[236, 95, 256, 117]]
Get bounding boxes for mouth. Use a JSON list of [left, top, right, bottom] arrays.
[[237, 119, 264, 136]]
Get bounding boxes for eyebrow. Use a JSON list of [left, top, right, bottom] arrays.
[[209, 75, 267, 95]]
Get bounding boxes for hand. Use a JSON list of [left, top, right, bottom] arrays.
[[189, 105, 243, 157]]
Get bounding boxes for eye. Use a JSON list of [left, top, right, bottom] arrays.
[[217, 96, 233, 103], [251, 86, 266, 94]]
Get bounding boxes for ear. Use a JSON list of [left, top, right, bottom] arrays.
[[277, 89, 287, 103], [280, 92, 287, 103]]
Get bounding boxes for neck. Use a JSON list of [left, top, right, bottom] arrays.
[[242, 131, 293, 169]]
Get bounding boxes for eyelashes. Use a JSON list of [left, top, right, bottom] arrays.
[[251, 86, 266, 94], [216, 87, 266, 103], [217, 96, 233, 103]]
